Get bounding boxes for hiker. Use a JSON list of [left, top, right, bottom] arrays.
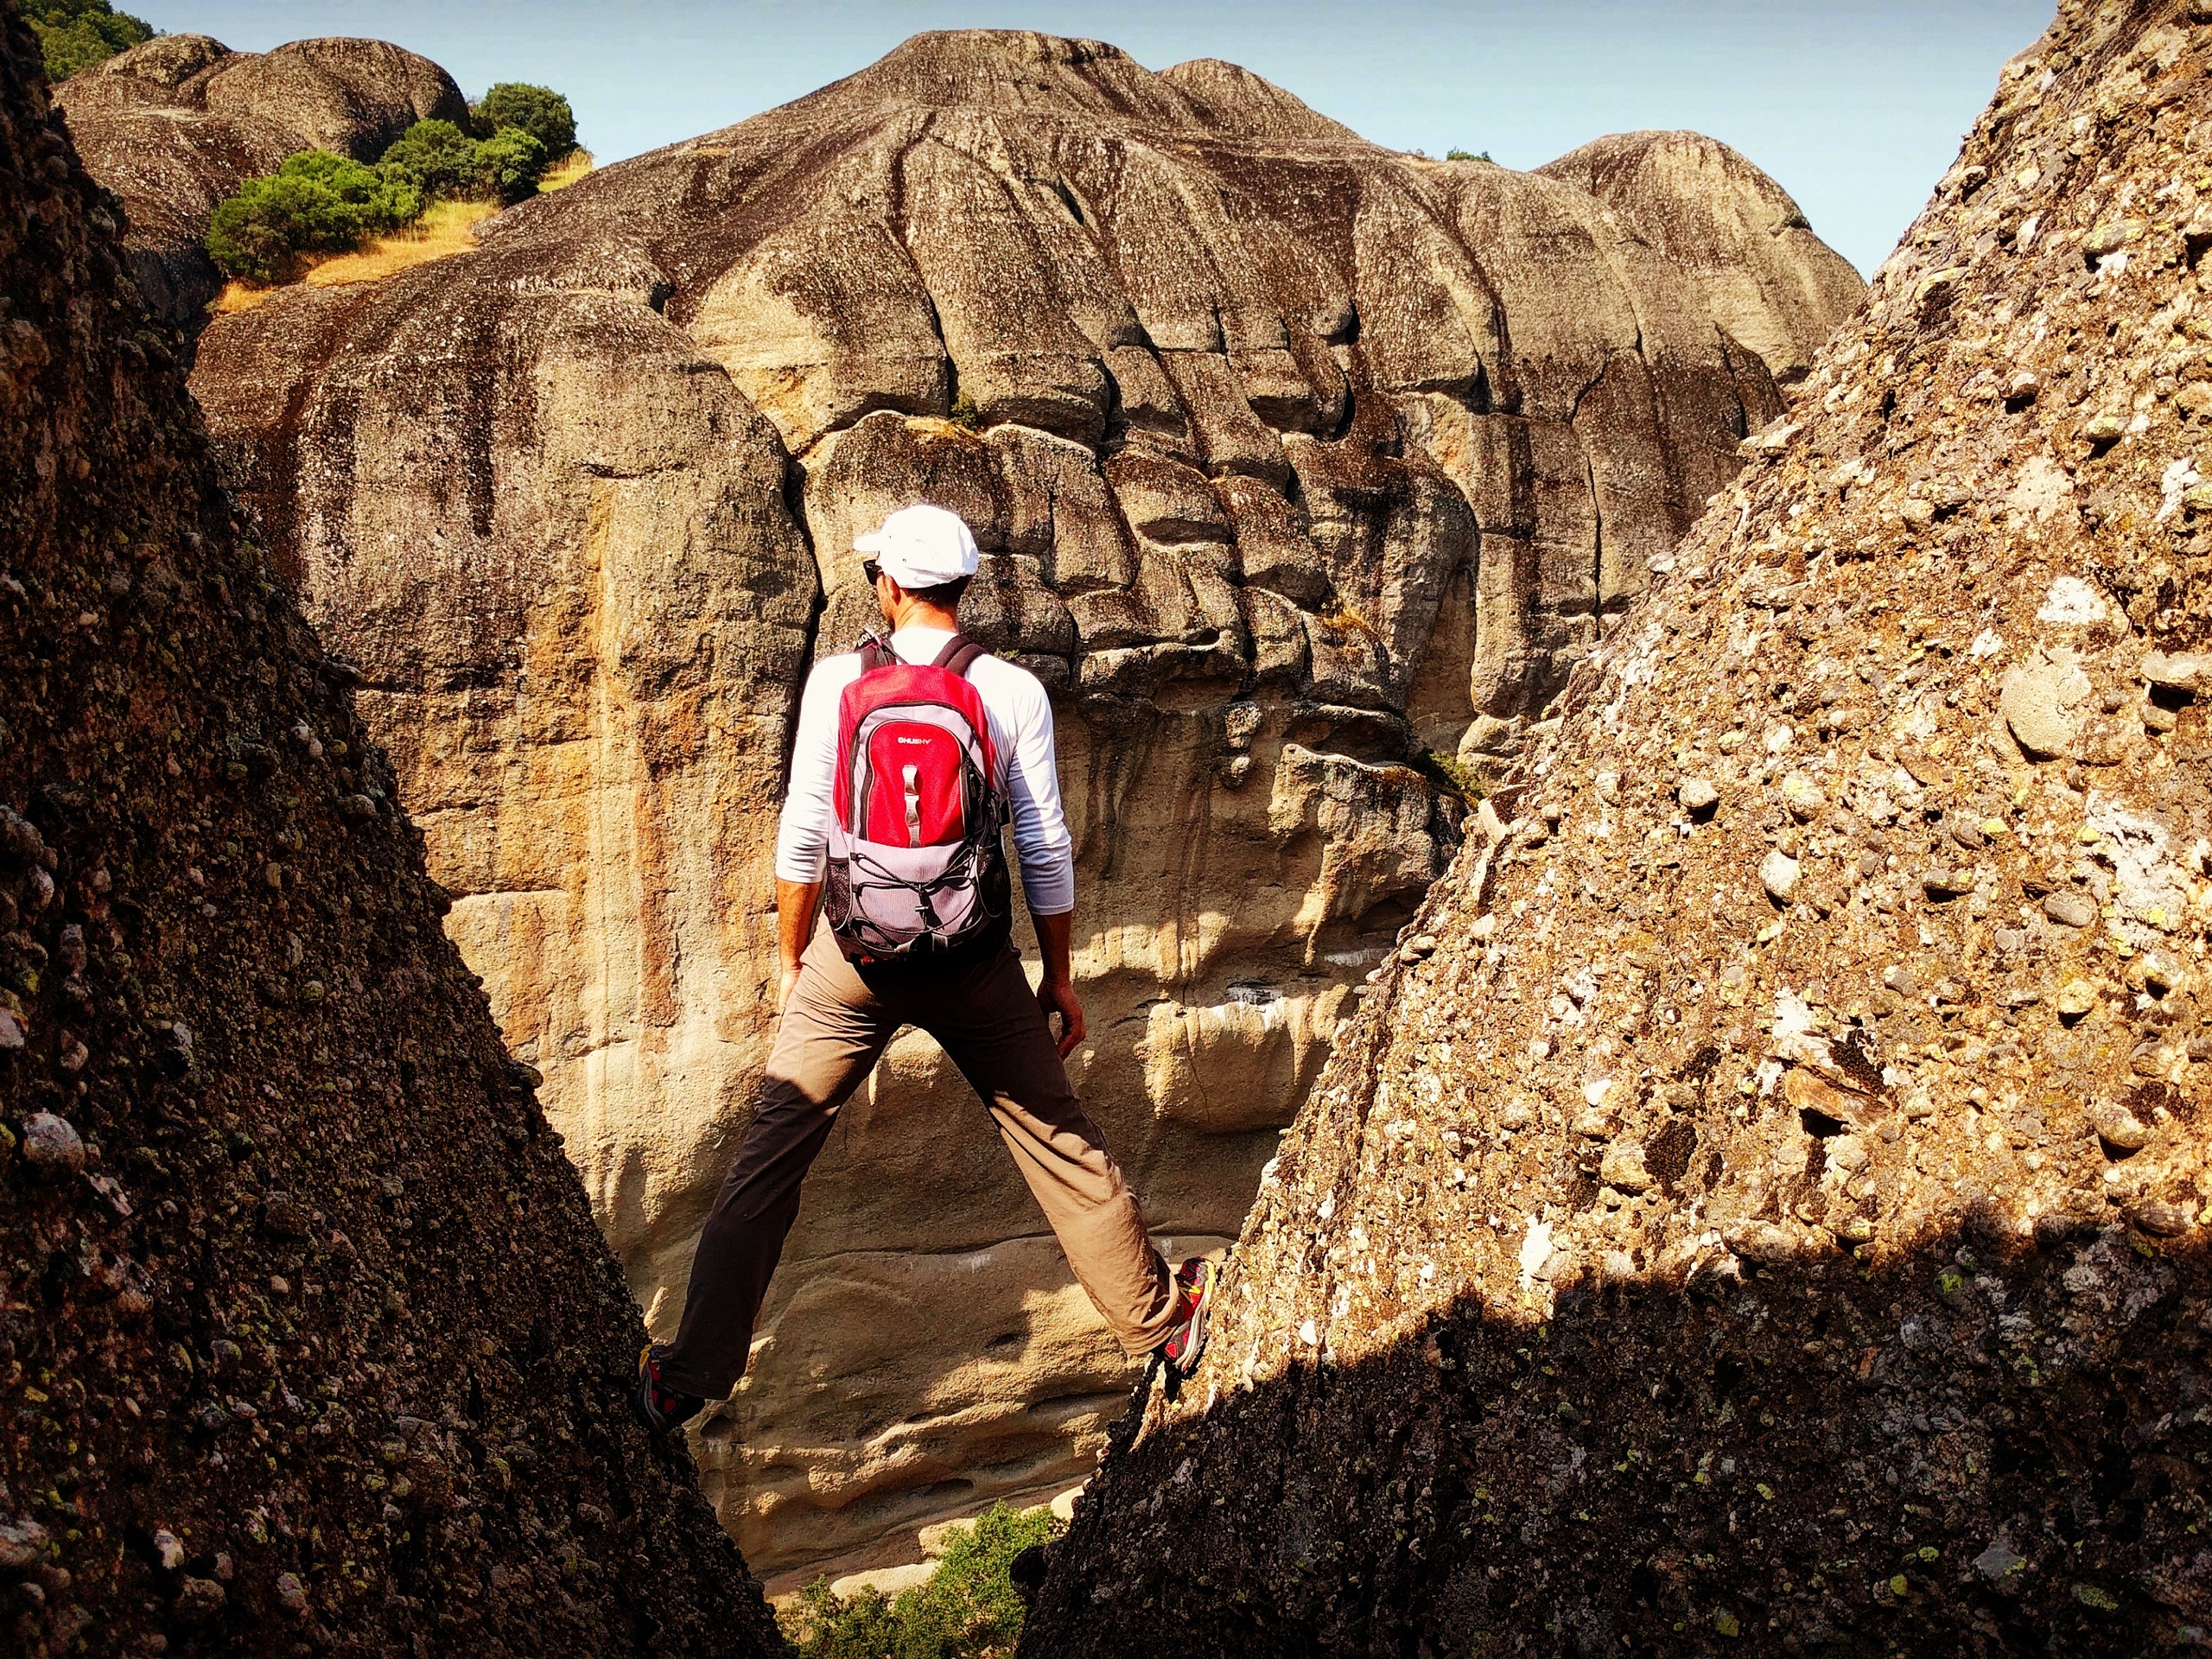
[[633, 503, 1213, 1434]]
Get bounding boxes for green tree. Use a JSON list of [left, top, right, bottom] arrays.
[[204, 151, 422, 286], [376, 118, 482, 200], [471, 124, 548, 204], [781, 1504, 1061, 1659], [24, 0, 153, 80], [1446, 148, 1493, 163], [379, 117, 550, 205], [471, 82, 576, 157]]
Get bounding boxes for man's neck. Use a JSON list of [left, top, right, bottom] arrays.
[[886, 601, 963, 633]]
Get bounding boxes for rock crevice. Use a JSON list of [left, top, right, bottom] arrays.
[[171, 27, 1863, 1584]]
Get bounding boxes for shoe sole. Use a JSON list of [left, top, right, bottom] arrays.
[[632, 1344, 683, 1436], [1167, 1260, 1216, 1376]]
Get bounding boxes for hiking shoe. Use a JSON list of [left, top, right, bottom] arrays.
[[631, 1344, 703, 1437], [1157, 1256, 1216, 1381]]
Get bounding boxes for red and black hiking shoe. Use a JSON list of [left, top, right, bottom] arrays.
[[1157, 1256, 1216, 1385], [632, 1344, 704, 1438]]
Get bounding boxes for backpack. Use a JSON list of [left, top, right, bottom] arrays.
[[823, 632, 1013, 963]]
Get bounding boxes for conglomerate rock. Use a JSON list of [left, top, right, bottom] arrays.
[[181, 28, 1861, 1584], [0, 13, 776, 1656], [54, 35, 467, 322], [1026, 2, 2212, 1653]]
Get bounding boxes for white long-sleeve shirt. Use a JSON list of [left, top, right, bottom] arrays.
[[772, 626, 1077, 916]]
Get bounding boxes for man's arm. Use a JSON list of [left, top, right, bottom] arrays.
[[775, 878, 821, 1012], [1032, 907, 1085, 1059]]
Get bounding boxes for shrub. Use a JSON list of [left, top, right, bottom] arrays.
[[472, 82, 576, 157], [1446, 148, 1493, 163], [379, 118, 550, 206], [25, 0, 151, 81], [782, 1503, 1061, 1659], [376, 118, 482, 200], [471, 124, 549, 205], [205, 151, 423, 286]]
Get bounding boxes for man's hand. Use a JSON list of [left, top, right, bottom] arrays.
[[773, 877, 823, 1017], [1037, 974, 1085, 1058]]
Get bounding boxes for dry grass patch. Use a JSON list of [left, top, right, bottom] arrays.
[[212, 198, 496, 315], [537, 149, 594, 192]]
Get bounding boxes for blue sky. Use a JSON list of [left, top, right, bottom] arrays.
[[134, 1, 2054, 275]]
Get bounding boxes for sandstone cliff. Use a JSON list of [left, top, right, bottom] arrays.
[[0, 12, 776, 1656], [54, 34, 467, 321], [185, 29, 1864, 1585], [1027, 2, 2212, 1651]]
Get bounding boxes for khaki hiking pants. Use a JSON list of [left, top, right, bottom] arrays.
[[657, 925, 1177, 1400]]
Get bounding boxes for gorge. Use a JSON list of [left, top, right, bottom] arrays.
[[162, 27, 1864, 1585]]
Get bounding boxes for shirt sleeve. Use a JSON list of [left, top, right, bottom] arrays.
[[773, 658, 845, 884], [1002, 674, 1077, 916]]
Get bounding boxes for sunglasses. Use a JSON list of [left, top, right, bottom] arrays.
[[861, 559, 882, 584]]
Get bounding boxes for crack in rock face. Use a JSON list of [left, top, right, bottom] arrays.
[[0, 13, 778, 1655], [150, 27, 1863, 1581], [1027, 2, 2212, 1652]]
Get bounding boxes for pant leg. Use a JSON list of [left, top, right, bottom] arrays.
[[658, 931, 895, 1399], [913, 947, 1177, 1358]]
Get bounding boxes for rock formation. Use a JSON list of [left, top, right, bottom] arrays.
[[54, 34, 467, 321], [182, 28, 1863, 1584], [0, 13, 776, 1656], [1026, 2, 2212, 1651]]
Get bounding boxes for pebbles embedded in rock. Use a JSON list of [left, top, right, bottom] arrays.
[[2044, 891, 2097, 928], [2056, 978, 2099, 1018], [2126, 1199, 2191, 1237], [21, 1110, 84, 1175], [2087, 1103, 2151, 1151], [173, 1578, 226, 1621], [1758, 849, 1801, 903], [1599, 1140, 1653, 1192], [261, 1192, 310, 1240], [2141, 649, 2211, 691], [1923, 868, 1974, 899], [2001, 661, 2090, 759], [152, 1529, 184, 1571], [1677, 778, 1720, 815], [0, 1517, 48, 1572], [1778, 772, 1826, 822]]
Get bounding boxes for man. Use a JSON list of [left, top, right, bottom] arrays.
[[633, 502, 1213, 1434]]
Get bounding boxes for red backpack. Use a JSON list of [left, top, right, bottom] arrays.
[[823, 632, 1013, 963]]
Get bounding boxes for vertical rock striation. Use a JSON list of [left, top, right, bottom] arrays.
[[0, 12, 775, 1656], [1029, 3, 2212, 1652], [180, 29, 1863, 1582]]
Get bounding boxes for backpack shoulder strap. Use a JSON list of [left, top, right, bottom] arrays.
[[930, 632, 989, 677], [856, 631, 897, 673]]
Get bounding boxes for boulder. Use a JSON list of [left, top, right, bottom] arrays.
[[55, 35, 467, 321], [185, 27, 1862, 1584], [0, 17, 773, 1654], [1029, 5, 2212, 1652]]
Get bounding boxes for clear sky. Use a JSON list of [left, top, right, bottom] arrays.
[[132, 1, 2055, 275]]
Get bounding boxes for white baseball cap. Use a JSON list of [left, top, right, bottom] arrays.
[[854, 504, 981, 588]]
